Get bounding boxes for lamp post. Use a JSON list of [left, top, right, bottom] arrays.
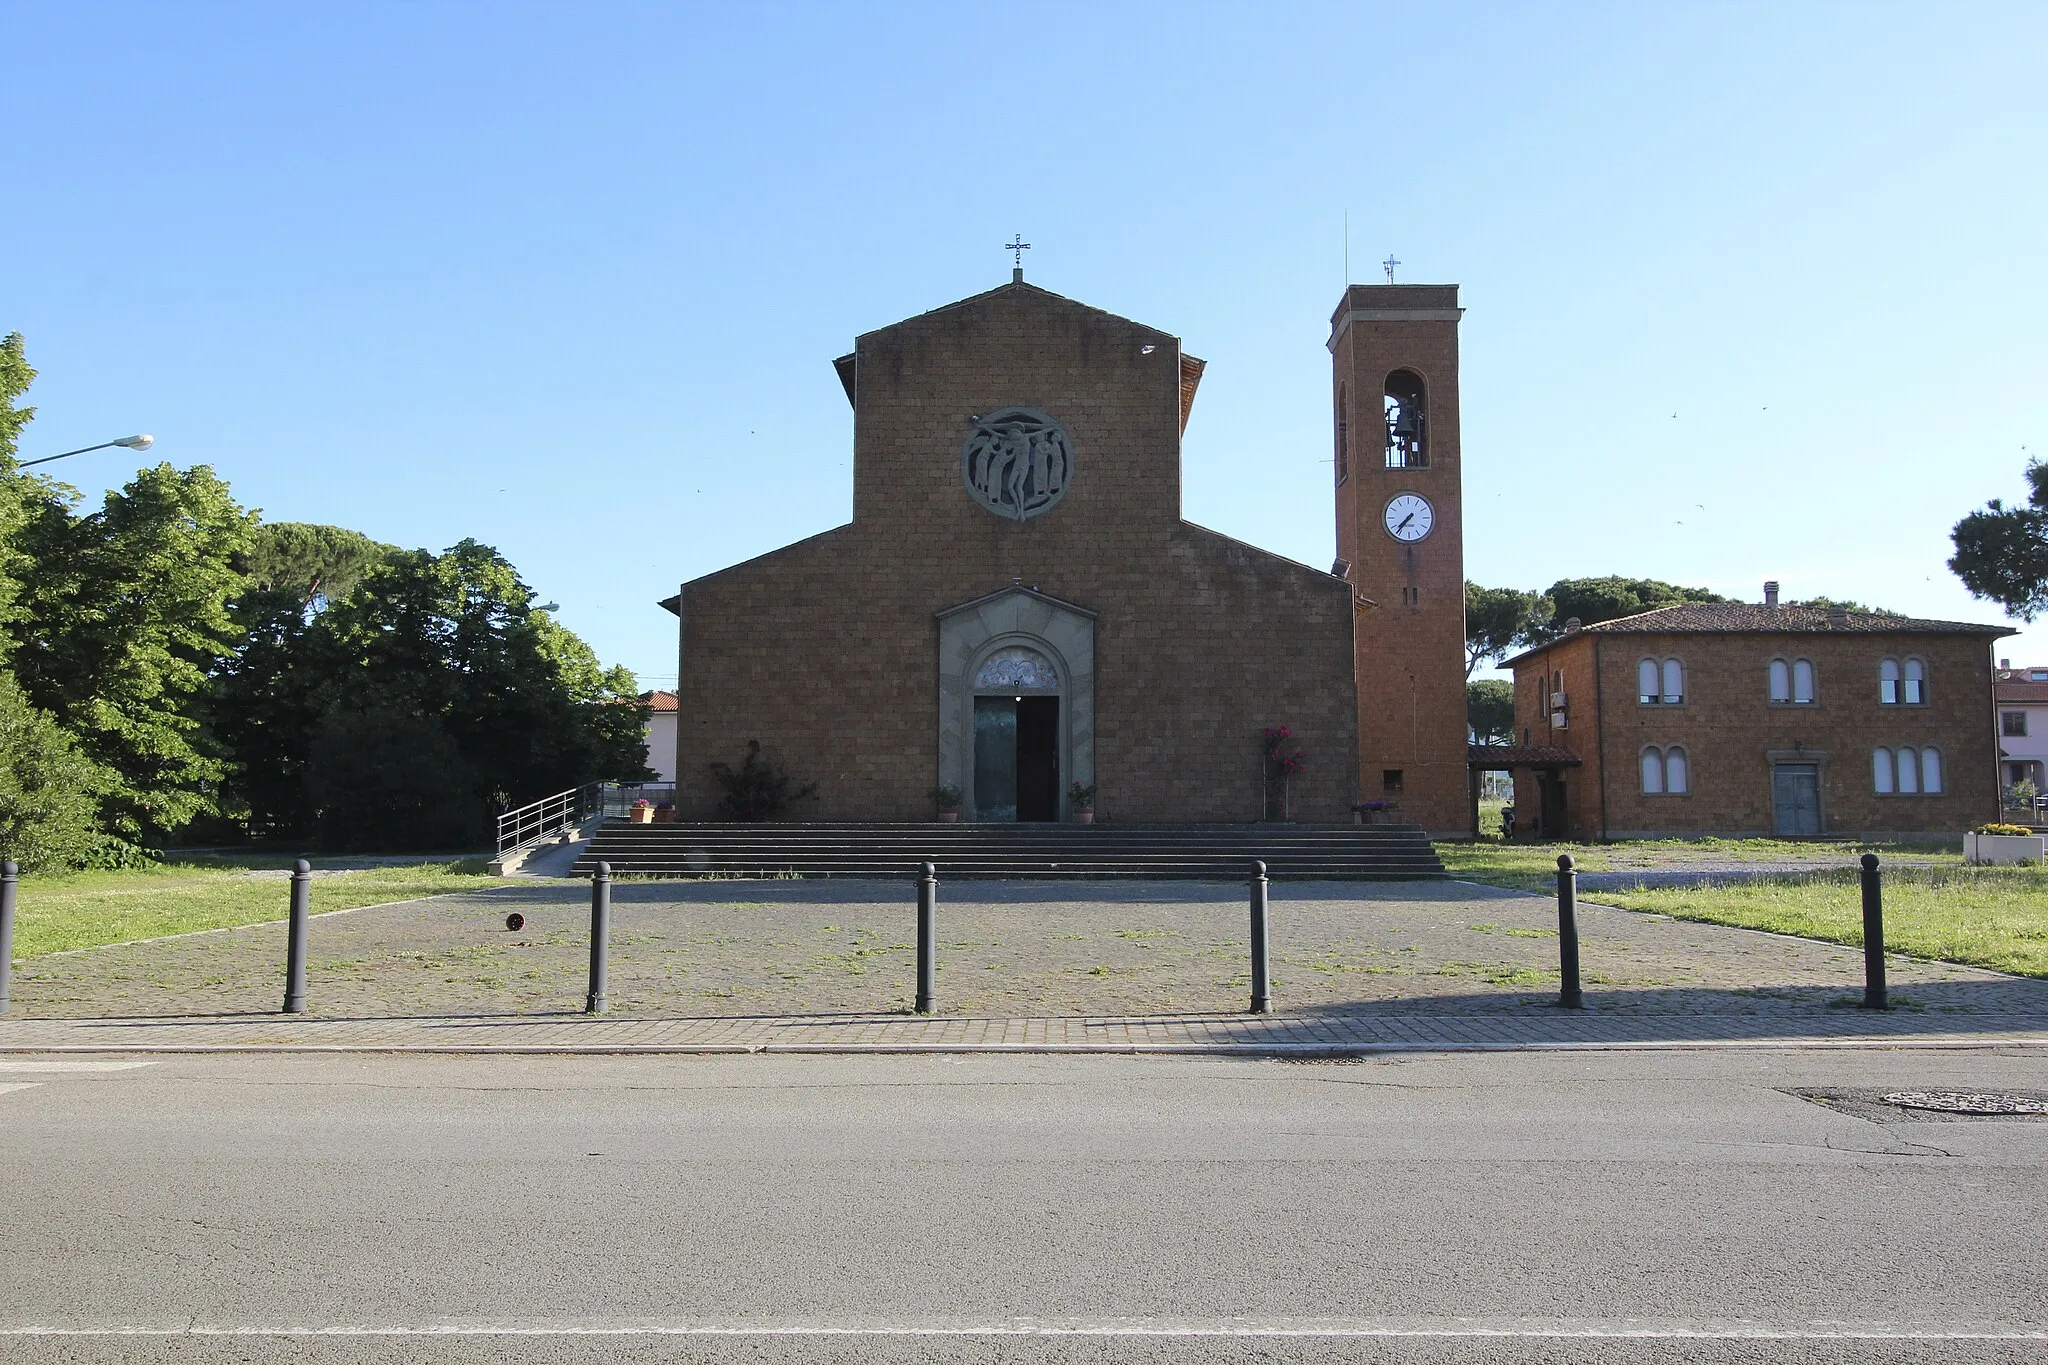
[[18, 434, 155, 469]]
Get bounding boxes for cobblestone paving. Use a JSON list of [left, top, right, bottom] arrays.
[[10, 878, 2045, 1024]]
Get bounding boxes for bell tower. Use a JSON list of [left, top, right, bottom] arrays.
[[1329, 283, 1469, 834]]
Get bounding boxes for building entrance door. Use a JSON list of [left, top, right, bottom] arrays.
[[1772, 763, 1822, 836], [973, 696, 1061, 822]]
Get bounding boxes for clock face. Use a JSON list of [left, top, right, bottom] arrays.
[[1383, 493, 1434, 542]]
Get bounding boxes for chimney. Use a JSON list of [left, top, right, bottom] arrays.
[[1763, 580, 1780, 607], [2001, 657, 2011, 670], [1564, 617, 1582, 633], [1828, 606, 1849, 628]]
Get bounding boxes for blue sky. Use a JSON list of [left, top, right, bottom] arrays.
[[6, 1, 2045, 685]]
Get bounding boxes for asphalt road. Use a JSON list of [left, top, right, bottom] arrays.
[[2, 1049, 2044, 1363]]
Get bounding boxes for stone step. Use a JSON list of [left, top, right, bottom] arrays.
[[572, 821, 1446, 880]]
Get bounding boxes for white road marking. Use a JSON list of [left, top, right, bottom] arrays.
[[0, 1083, 42, 1096], [0, 1060, 155, 1073], [0, 1320, 2042, 1340]]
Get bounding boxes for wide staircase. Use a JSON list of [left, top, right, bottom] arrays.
[[571, 821, 1445, 881]]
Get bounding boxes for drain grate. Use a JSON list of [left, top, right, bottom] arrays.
[[1881, 1091, 2048, 1116]]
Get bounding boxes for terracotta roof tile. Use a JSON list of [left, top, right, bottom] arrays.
[[1506, 603, 2013, 667], [643, 690, 679, 712]]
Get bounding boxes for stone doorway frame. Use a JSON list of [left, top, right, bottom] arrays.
[[937, 587, 1095, 823]]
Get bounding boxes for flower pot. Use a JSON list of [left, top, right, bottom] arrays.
[[1965, 831, 2045, 865], [629, 807, 653, 824], [1074, 809, 1094, 824], [652, 808, 676, 824], [938, 811, 959, 823]]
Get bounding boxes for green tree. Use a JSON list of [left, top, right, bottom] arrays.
[[1464, 582, 1552, 676], [210, 524, 399, 837], [240, 522, 394, 608], [306, 704, 486, 853], [1789, 596, 1898, 616], [0, 672, 115, 871], [0, 333, 43, 651], [299, 539, 649, 846], [1466, 678, 1516, 747], [7, 463, 257, 840], [1526, 576, 1730, 642], [1950, 460, 2048, 621]]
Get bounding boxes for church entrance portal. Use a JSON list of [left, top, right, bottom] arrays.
[[973, 696, 1060, 822]]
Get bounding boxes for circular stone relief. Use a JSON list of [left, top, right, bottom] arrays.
[[963, 407, 1073, 521]]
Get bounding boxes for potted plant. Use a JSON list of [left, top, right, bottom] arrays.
[[1354, 799, 1399, 826], [930, 785, 963, 823], [652, 800, 677, 824], [629, 798, 654, 825], [1068, 781, 1096, 824], [1965, 822, 2045, 865]]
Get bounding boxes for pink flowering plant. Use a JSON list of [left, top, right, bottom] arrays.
[[1262, 725, 1309, 819], [1262, 725, 1308, 778]]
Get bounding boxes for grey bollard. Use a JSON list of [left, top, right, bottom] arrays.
[[916, 862, 937, 1014], [1859, 853, 1888, 1010], [0, 859, 17, 1014], [586, 861, 611, 1015], [283, 859, 310, 1014], [1555, 854, 1583, 1009], [1249, 860, 1271, 1014]]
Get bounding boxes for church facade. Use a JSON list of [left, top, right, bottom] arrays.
[[663, 274, 1468, 830]]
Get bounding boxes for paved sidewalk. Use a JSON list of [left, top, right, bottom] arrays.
[[3, 1008, 2045, 1053]]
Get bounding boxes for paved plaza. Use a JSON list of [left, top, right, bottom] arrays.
[[4, 878, 2045, 1052]]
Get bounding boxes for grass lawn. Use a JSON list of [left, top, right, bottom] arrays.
[[8, 858, 515, 960], [1592, 867, 2048, 980], [1438, 839, 2046, 979]]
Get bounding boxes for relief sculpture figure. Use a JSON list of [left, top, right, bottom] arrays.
[[962, 407, 1073, 521]]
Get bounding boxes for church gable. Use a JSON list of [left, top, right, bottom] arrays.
[[845, 282, 1195, 535]]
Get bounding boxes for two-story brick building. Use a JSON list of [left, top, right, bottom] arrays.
[[1493, 595, 2013, 839]]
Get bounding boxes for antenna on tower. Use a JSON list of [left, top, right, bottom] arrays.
[[1383, 254, 1401, 284], [1343, 210, 1349, 285]]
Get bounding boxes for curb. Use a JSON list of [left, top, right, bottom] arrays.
[[2, 1038, 2044, 1057]]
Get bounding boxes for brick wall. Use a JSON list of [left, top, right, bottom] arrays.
[[672, 282, 1360, 823], [1330, 285, 1471, 834], [1513, 630, 2002, 837]]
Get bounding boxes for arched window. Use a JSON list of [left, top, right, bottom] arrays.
[[1902, 657, 1926, 705], [1768, 658, 1791, 702], [1873, 748, 1895, 793], [1660, 659, 1685, 705], [1383, 370, 1427, 468], [975, 646, 1059, 691], [1335, 383, 1349, 485], [1792, 659, 1815, 704], [1922, 747, 1943, 793], [1637, 658, 1659, 704], [1641, 746, 1689, 795], [1897, 746, 1920, 793], [1880, 657, 1901, 705]]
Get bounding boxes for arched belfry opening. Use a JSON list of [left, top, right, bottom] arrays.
[[1384, 369, 1427, 469]]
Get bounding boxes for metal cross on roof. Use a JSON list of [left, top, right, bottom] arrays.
[[1006, 235, 1032, 269], [1383, 254, 1401, 283]]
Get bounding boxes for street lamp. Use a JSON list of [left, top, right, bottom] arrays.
[[19, 434, 155, 469]]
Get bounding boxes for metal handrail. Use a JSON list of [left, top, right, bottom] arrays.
[[495, 783, 600, 856]]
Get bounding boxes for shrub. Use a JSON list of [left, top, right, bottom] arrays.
[[709, 740, 817, 821], [1974, 822, 2037, 837], [0, 672, 118, 872]]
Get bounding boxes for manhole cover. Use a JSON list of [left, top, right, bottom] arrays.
[[1881, 1091, 2048, 1115]]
